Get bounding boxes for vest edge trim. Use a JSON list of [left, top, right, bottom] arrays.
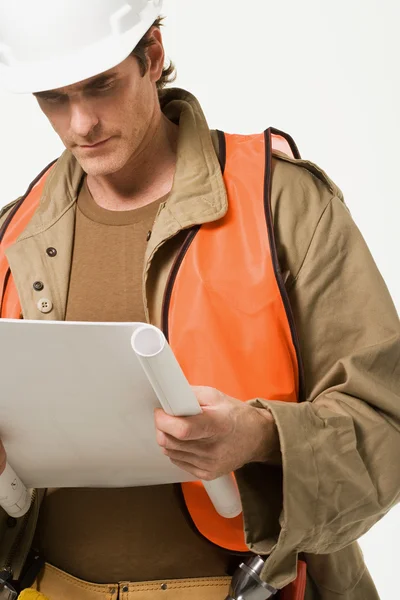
[[263, 128, 306, 403]]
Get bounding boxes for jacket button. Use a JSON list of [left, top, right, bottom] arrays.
[[37, 298, 53, 314], [146, 230, 152, 242], [46, 247, 57, 257], [33, 281, 44, 291]]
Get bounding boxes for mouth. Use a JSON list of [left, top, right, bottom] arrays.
[[79, 138, 111, 150]]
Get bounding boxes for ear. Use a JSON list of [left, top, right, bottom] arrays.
[[146, 27, 165, 84]]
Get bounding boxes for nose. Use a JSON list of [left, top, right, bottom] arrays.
[[69, 98, 99, 139]]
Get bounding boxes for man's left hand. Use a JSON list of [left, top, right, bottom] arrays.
[[154, 386, 281, 481]]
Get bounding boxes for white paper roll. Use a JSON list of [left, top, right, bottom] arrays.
[[0, 462, 31, 517], [132, 325, 200, 417], [203, 475, 242, 519], [131, 325, 242, 519]]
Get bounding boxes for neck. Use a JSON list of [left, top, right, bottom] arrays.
[[86, 114, 179, 211]]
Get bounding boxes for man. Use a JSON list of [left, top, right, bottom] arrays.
[[0, 1, 398, 599]]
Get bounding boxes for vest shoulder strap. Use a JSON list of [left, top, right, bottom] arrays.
[[266, 126, 342, 198], [272, 147, 342, 197]]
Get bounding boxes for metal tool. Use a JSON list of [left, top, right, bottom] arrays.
[[225, 555, 278, 600], [0, 569, 18, 600]]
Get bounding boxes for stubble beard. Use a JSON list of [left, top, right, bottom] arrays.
[[71, 142, 128, 177]]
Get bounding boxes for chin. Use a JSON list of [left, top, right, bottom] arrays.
[[75, 152, 128, 176]]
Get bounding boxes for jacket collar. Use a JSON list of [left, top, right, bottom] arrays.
[[18, 88, 227, 242]]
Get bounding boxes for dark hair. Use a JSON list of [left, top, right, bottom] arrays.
[[130, 17, 176, 95]]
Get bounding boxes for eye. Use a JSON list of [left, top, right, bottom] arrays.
[[94, 81, 115, 92], [40, 94, 66, 104]]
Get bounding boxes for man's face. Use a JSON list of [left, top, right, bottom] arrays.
[[34, 54, 160, 176]]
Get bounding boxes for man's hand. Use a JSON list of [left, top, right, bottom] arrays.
[[154, 386, 281, 481], [0, 441, 6, 475]]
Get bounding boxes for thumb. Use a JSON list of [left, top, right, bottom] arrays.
[[191, 386, 224, 409]]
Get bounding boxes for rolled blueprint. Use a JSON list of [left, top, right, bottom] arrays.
[[131, 324, 242, 519], [0, 462, 31, 517]]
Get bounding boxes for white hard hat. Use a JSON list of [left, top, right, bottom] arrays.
[[0, 0, 163, 93]]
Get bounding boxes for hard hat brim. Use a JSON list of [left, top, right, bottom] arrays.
[[0, 7, 159, 93]]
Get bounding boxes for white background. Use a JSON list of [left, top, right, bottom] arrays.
[[0, 0, 398, 597]]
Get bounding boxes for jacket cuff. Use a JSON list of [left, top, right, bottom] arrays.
[[236, 399, 319, 588]]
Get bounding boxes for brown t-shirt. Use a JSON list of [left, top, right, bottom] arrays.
[[34, 180, 231, 583]]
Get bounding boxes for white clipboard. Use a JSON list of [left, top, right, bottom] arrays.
[[0, 319, 241, 519]]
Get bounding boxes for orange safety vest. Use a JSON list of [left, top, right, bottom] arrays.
[[0, 128, 306, 598]]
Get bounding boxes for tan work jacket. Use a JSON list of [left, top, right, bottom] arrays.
[[0, 89, 399, 600]]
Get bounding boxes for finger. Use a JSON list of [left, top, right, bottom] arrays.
[[155, 430, 214, 456], [154, 408, 218, 442], [169, 458, 218, 481], [161, 447, 215, 468], [155, 429, 168, 447], [191, 386, 224, 409], [0, 442, 6, 475]]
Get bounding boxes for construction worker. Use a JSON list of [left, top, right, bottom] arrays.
[[0, 1, 399, 599]]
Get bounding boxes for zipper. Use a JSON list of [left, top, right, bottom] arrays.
[[161, 226, 200, 340], [2, 489, 37, 574]]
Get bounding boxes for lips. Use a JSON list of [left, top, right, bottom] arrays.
[[80, 138, 110, 149]]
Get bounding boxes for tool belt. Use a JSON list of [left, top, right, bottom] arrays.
[[16, 561, 306, 600], [0, 552, 307, 599], [23, 562, 232, 599]]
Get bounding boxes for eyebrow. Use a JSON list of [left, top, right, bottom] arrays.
[[34, 73, 118, 98]]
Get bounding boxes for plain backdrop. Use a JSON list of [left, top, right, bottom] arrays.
[[0, 1, 398, 598]]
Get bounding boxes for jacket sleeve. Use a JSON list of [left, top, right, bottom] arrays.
[[236, 194, 400, 588]]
